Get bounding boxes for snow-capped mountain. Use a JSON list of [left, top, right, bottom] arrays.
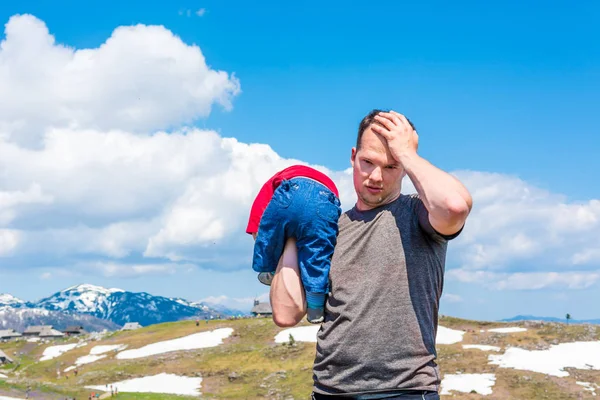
[[25, 284, 234, 327], [0, 306, 118, 332], [172, 298, 246, 317], [0, 293, 32, 308], [36, 283, 124, 315]]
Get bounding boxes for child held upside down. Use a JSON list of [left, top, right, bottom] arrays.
[[246, 165, 341, 324]]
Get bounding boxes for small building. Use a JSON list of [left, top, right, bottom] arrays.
[[251, 299, 272, 317], [0, 329, 22, 341], [0, 349, 13, 364], [23, 325, 54, 337], [38, 327, 65, 338], [63, 326, 87, 336], [121, 322, 142, 331]]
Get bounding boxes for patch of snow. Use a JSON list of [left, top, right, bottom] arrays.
[[88, 330, 110, 341], [39, 341, 87, 361], [576, 381, 597, 395], [90, 344, 127, 355], [0, 373, 7, 378], [75, 354, 106, 365], [441, 373, 496, 396], [463, 344, 501, 352], [437, 326, 465, 345], [86, 373, 202, 396], [273, 325, 467, 345], [27, 337, 40, 343], [275, 326, 320, 343], [116, 328, 233, 360], [0, 396, 24, 400], [40, 343, 79, 361], [489, 341, 600, 377], [488, 327, 527, 333], [64, 366, 76, 372]]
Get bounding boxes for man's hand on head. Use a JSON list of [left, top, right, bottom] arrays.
[[371, 111, 419, 164]]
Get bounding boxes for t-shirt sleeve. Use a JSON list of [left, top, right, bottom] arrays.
[[246, 178, 275, 234], [411, 194, 463, 242]]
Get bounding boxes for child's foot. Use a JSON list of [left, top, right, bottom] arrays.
[[305, 292, 326, 323], [307, 307, 324, 324], [257, 272, 274, 286]]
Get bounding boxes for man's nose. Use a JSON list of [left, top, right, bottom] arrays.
[[369, 167, 383, 182]]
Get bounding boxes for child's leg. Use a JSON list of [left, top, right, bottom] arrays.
[[297, 195, 340, 323], [270, 237, 307, 327], [251, 195, 288, 278]]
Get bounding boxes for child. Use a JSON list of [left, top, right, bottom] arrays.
[[246, 165, 341, 323]]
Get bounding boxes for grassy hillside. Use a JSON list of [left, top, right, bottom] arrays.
[[0, 316, 598, 399]]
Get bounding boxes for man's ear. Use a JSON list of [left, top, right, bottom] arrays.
[[351, 147, 357, 167]]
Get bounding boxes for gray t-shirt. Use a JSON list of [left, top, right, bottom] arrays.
[[313, 194, 460, 396]]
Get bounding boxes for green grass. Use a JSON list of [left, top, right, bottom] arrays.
[[2, 317, 600, 399], [108, 394, 198, 400]]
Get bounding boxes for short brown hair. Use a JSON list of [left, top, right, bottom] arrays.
[[356, 109, 416, 149]]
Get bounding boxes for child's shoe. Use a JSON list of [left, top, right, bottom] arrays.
[[257, 272, 274, 286], [307, 307, 324, 324], [306, 292, 326, 324]]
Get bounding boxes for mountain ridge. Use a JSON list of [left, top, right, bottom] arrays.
[[501, 314, 600, 325], [0, 284, 249, 332]]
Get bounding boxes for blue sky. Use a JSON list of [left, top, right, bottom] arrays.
[[0, 1, 599, 320]]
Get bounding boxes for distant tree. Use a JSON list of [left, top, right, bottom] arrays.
[[288, 333, 296, 346], [566, 313, 571, 325]]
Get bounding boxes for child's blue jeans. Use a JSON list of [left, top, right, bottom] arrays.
[[252, 177, 341, 296]]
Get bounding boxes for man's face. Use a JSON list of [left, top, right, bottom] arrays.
[[351, 126, 404, 211]]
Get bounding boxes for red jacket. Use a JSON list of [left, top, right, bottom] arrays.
[[246, 165, 339, 234]]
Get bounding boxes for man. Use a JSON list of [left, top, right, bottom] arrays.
[[270, 110, 473, 399]]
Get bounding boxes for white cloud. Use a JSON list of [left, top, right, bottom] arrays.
[[201, 292, 269, 311], [1, 13, 600, 291], [0, 229, 20, 256], [0, 14, 240, 147], [83, 261, 189, 278], [178, 8, 206, 17], [0, 184, 53, 226], [444, 171, 600, 289], [442, 293, 463, 303], [39, 272, 52, 280], [447, 269, 600, 290]]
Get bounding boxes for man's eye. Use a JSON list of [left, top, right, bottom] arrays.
[[363, 160, 372, 165], [385, 165, 397, 169]]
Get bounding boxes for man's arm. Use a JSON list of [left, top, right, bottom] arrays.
[[270, 238, 306, 327], [372, 111, 472, 235], [399, 152, 472, 235]]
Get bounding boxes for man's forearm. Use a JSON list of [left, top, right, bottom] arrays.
[[270, 238, 306, 327], [400, 152, 472, 234]]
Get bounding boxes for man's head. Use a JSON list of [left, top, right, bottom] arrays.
[[355, 109, 415, 150], [351, 109, 416, 211]]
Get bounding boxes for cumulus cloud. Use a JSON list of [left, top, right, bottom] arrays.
[[39, 272, 52, 280], [1, 13, 600, 293], [0, 229, 20, 256], [0, 14, 240, 147], [442, 293, 463, 303], [201, 292, 269, 311], [442, 171, 600, 290], [0, 124, 349, 271], [447, 269, 600, 291]]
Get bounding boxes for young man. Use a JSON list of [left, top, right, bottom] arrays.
[[270, 110, 473, 399]]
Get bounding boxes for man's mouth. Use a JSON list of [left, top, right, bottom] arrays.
[[366, 185, 383, 194]]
